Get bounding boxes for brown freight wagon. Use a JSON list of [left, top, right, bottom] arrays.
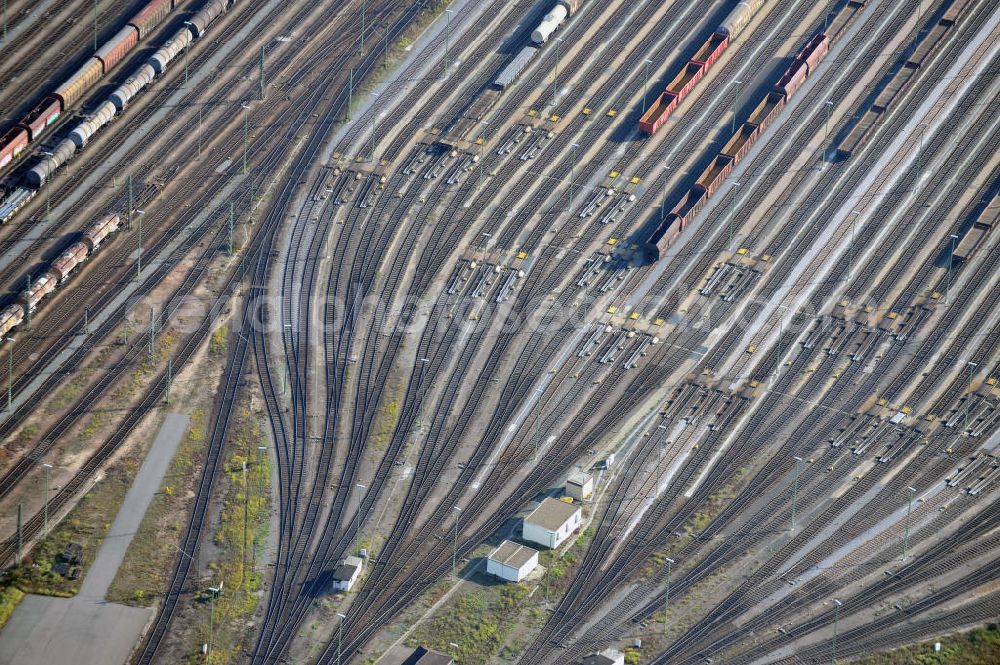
[[95, 25, 140, 71], [130, 0, 175, 38]]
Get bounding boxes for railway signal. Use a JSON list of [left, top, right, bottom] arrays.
[[790, 456, 804, 532], [831, 598, 842, 664], [663, 557, 675, 635], [42, 463, 52, 536], [336, 612, 347, 665]]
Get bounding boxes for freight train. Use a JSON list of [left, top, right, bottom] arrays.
[[0, 0, 178, 172], [0, 213, 122, 340], [439, 0, 582, 145], [639, 0, 767, 134], [0, 0, 233, 199], [644, 1, 866, 261], [836, 0, 973, 159]]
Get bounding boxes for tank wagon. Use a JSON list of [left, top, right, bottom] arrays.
[[532, 0, 579, 44], [639, 0, 765, 134], [0, 212, 121, 340]]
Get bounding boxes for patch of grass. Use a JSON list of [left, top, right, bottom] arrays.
[[1, 450, 142, 598], [189, 402, 271, 665], [210, 325, 228, 356], [854, 623, 1000, 665], [407, 583, 531, 664], [107, 409, 207, 605], [0, 585, 24, 629]]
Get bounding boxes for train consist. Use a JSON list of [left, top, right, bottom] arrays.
[[646, 2, 868, 260], [440, 0, 582, 144], [0, 0, 234, 225], [0, 213, 122, 339], [836, 0, 974, 159], [0, 0, 178, 172], [26, 0, 232, 188], [639, 0, 766, 134]]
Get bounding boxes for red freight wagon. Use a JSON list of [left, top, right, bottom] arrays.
[[130, 0, 174, 38], [691, 33, 729, 66], [666, 62, 706, 100], [674, 184, 708, 222], [95, 25, 140, 71], [0, 126, 29, 168], [696, 155, 735, 196], [775, 60, 808, 98], [749, 90, 785, 133], [639, 91, 679, 134], [798, 34, 829, 73], [650, 213, 683, 258], [16, 95, 62, 141], [721, 122, 760, 162]]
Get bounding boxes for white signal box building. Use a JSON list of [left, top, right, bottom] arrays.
[[485, 540, 538, 582], [523, 497, 581, 549], [565, 471, 594, 501]]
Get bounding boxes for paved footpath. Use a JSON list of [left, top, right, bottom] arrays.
[[0, 413, 190, 665]]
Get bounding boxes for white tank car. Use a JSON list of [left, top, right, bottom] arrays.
[[111, 63, 156, 111], [531, 0, 579, 44], [69, 100, 118, 149], [25, 137, 75, 188], [149, 27, 193, 76], [717, 0, 767, 37]]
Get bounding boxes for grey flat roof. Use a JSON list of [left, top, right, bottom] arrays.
[[333, 563, 358, 581], [580, 655, 615, 665], [567, 471, 592, 486], [488, 540, 537, 569], [525, 497, 580, 532]]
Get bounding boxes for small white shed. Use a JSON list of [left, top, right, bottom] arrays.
[[523, 497, 581, 549], [332, 555, 363, 592], [565, 471, 594, 501], [485, 540, 538, 582]]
